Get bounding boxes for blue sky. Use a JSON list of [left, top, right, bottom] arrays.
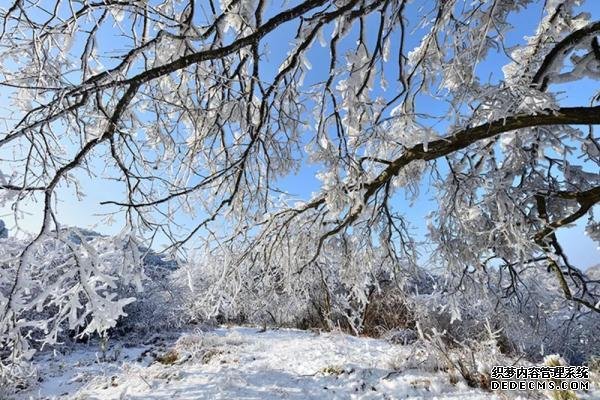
[[0, 0, 598, 267]]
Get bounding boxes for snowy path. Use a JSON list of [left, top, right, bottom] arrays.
[[17, 327, 508, 399]]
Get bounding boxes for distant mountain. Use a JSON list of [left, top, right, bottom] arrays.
[[0, 222, 177, 270], [63, 227, 178, 271]]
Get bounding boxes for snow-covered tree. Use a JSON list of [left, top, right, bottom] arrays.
[[1, 0, 600, 368]]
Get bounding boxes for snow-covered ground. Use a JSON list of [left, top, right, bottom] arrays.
[[13, 327, 597, 400]]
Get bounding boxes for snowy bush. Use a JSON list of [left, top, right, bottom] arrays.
[[0, 357, 36, 398], [0, 230, 144, 391], [172, 240, 426, 336], [409, 264, 600, 366], [171, 251, 330, 330], [416, 322, 514, 390], [113, 261, 183, 337]]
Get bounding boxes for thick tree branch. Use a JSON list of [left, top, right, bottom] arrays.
[[532, 20, 600, 90], [363, 106, 600, 199]]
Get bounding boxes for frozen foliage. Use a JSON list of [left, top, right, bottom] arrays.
[[0, 230, 144, 387], [173, 236, 428, 336], [410, 268, 600, 366]]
